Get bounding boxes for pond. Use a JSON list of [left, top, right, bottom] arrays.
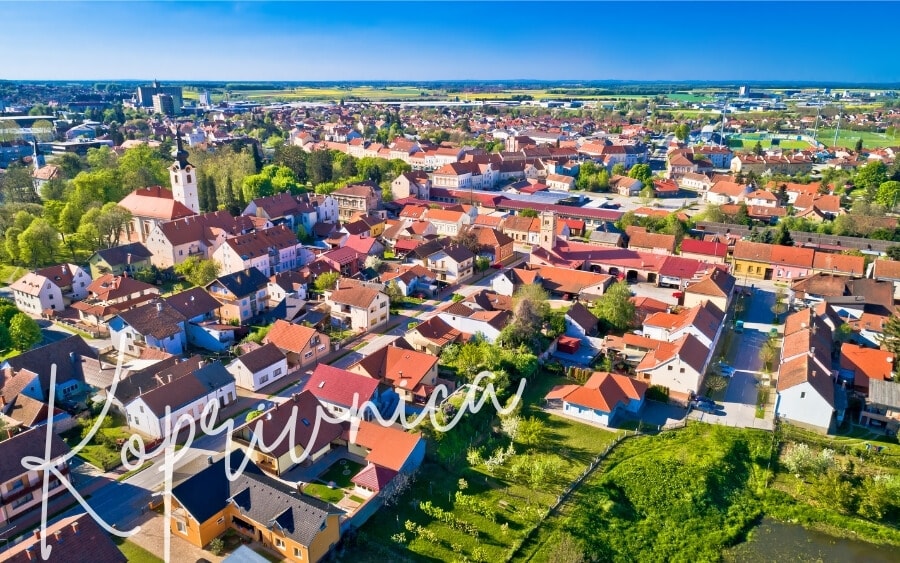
[[725, 518, 897, 562]]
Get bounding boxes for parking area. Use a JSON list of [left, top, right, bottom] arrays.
[[629, 282, 680, 306]]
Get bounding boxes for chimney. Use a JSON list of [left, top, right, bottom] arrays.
[[71, 520, 80, 535], [33, 529, 41, 541], [167, 373, 173, 383], [156, 302, 163, 313], [810, 347, 815, 356], [54, 529, 63, 543], [25, 546, 36, 561], [198, 360, 204, 369]]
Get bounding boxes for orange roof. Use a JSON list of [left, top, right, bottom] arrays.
[[812, 252, 865, 276], [840, 343, 894, 393], [118, 186, 196, 221], [873, 259, 900, 281], [353, 420, 422, 472], [550, 372, 648, 413], [263, 319, 320, 353]]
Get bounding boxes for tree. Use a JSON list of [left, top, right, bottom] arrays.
[[31, 119, 55, 142], [54, 153, 84, 179], [273, 144, 308, 183], [174, 257, 221, 287], [454, 228, 482, 254], [500, 284, 551, 351], [674, 123, 690, 141], [885, 247, 900, 261], [773, 221, 793, 246], [307, 150, 333, 186], [117, 144, 168, 192], [207, 175, 219, 211], [592, 281, 635, 331], [4, 227, 22, 264], [753, 140, 764, 156], [759, 339, 779, 372], [875, 180, 900, 210], [734, 202, 751, 226], [855, 138, 864, 153], [384, 281, 404, 305], [881, 313, 900, 365], [628, 163, 653, 185], [314, 271, 340, 292], [364, 255, 384, 273], [855, 161, 888, 200], [9, 313, 41, 351], [475, 256, 491, 272], [516, 417, 548, 447], [0, 164, 40, 204], [96, 203, 132, 248], [520, 209, 538, 218], [18, 218, 59, 267], [241, 172, 274, 202], [611, 163, 627, 177]]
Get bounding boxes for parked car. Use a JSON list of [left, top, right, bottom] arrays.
[[692, 400, 721, 414], [717, 363, 736, 377], [692, 395, 715, 405], [734, 320, 744, 333]]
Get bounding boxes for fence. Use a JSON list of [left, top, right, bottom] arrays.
[[507, 418, 688, 562]]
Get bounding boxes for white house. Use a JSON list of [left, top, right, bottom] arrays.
[[212, 224, 303, 276], [226, 342, 288, 391], [423, 208, 471, 237], [325, 280, 390, 332], [124, 361, 236, 439], [635, 334, 710, 398], [109, 300, 187, 357], [775, 354, 837, 433], [436, 302, 510, 343], [303, 363, 380, 419], [545, 372, 648, 426], [705, 180, 751, 205], [10, 264, 91, 316], [641, 301, 724, 349]]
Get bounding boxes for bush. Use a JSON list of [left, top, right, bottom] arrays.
[[646, 385, 669, 402], [208, 537, 224, 556]]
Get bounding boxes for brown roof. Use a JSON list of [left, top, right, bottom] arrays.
[[411, 316, 463, 347], [351, 344, 437, 393], [812, 252, 865, 276], [776, 354, 835, 406], [566, 302, 598, 332], [627, 228, 676, 253], [117, 300, 186, 340], [119, 186, 195, 221], [136, 361, 234, 417], [235, 342, 286, 373], [221, 224, 299, 259], [3, 513, 126, 563], [0, 427, 70, 484], [86, 274, 158, 302], [238, 390, 344, 458], [353, 419, 422, 472], [164, 287, 220, 319], [873, 259, 900, 281], [328, 283, 382, 309], [636, 333, 708, 374], [158, 210, 254, 246], [3, 393, 59, 427], [263, 319, 321, 353], [685, 268, 735, 298], [334, 183, 379, 198]]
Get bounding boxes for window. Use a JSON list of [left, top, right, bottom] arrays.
[[187, 174, 192, 183], [304, 351, 313, 359], [680, 368, 685, 373], [259, 374, 269, 385], [273, 368, 282, 376], [217, 516, 225, 525], [274, 538, 285, 550], [12, 492, 34, 509], [800, 392, 806, 399], [176, 521, 187, 534], [139, 405, 144, 413], [293, 547, 303, 558], [668, 366, 673, 371]]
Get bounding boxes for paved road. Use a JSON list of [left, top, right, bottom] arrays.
[[692, 287, 776, 430]]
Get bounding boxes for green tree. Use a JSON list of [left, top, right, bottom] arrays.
[[773, 221, 793, 246], [314, 271, 340, 292], [241, 172, 274, 202], [516, 417, 548, 447], [54, 153, 84, 179], [96, 203, 132, 247], [753, 140, 764, 156], [9, 313, 41, 351], [475, 256, 491, 272], [18, 218, 59, 267], [520, 209, 538, 218], [4, 227, 22, 264], [875, 180, 900, 209], [880, 313, 900, 365], [86, 145, 118, 170], [0, 163, 40, 204], [174, 257, 221, 287], [384, 281, 404, 306], [273, 144, 308, 183], [628, 163, 653, 185], [855, 138, 864, 153], [611, 163, 627, 176], [207, 175, 219, 211], [855, 161, 888, 200], [307, 150, 334, 186], [592, 281, 635, 331], [117, 143, 168, 192], [673, 123, 690, 141]]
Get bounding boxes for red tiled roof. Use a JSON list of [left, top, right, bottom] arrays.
[[305, 364, 379, 408]]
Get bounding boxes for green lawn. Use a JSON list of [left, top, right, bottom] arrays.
[[304, 482, 345, 504], [318, 459, 364, 488], [61, 415, 136, 471], [727, 139, 813, 151], [0, 264, 25, 285], [114, 538, 163, 563], [814, 128, 898, 149]]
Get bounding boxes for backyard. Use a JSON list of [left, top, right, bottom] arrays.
[[61, 414, 138, 471], [303, 459, 366, 504], [337, 373, 620, 563]]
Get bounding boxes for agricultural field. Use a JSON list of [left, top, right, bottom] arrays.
[[814, 128, 898, 149]]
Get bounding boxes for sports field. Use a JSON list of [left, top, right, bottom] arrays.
[[813, 128, 897, 149]]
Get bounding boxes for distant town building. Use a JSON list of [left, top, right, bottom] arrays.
[[136, 80, 183, 114], [152, 93, 175, 116]]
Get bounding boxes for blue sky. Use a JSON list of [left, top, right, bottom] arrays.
[[1, 2, 898, 82]]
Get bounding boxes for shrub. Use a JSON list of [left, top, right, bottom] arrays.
[[208, 537, 224, 556]]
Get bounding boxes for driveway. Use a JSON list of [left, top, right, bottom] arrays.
[[691, 288, 775, 430]]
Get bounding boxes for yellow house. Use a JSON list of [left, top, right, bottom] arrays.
[[171, 453, 342, 562]]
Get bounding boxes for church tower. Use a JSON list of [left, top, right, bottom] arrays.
[[32, 140, 45, 170], [539, 210, 557, 252], [169, 133, 200, 213]]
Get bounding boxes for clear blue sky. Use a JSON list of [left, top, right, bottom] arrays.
[[2, 1, 898, 83]]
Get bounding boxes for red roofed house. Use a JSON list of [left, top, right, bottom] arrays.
[[118, 185, 196, 244], [680, 238, 727, 264], [635, 333, 712, 399], [226, 342, 288, 392], [839, 343, 894, 395], [626, 226, 676, 255], [545, 371, 648, 426], [872, 258, 900, 300], [303, 363, 380, 419], [348, 343, 438, 404], [705, 180, 751, 205], [263, 319, 331, 370]]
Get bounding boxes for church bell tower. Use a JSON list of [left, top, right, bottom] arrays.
[[169, 133, 199, 213]]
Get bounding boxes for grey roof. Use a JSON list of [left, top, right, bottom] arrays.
[[165, 287, 220, 320], [208, 267, 269, 298], [235, 342, 286, 373], [589, 231, 624, 244], [93, 242, 153, 266], [868, 379, 900, 409], [172, 451, 338, 546]]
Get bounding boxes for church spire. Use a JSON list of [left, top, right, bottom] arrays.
[[172, 127, 190, 168]]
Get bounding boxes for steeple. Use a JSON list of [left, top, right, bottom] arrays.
[[32, 140, 45, 170], [173, 131, 190, 168], [169, 126, 199, 214]]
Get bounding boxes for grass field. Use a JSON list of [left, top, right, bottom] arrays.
[[814, 128, 898, 149], [338, 374, 619, 563], [727, 138, 814, 150], [114, 538, 163, 563], [303, 482, 345, 504]]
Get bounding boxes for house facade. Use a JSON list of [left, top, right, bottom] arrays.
[[0, 429, 71, 527]]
